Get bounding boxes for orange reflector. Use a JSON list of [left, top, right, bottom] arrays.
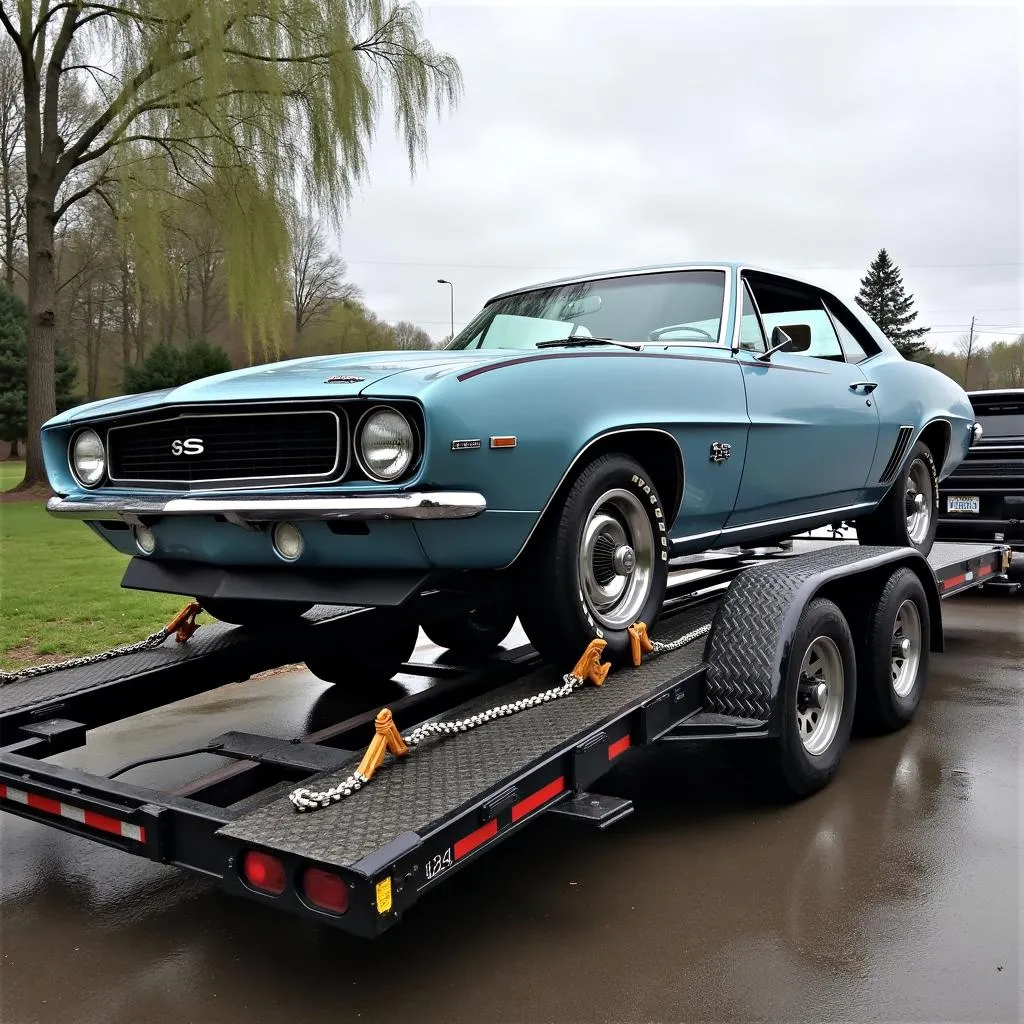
[[490, 436, 517, 448], [242, 850, 287, 895], [302, 867, 350, 914]]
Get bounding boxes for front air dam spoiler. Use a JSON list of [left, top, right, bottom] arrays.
[[121, 558, 440, 609]]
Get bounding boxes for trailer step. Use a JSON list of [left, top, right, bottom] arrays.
[[548, 791, 634, 829]]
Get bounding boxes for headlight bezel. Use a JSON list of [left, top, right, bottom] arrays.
[[354, 404, 420, 483], [69, 427, 106, 488]]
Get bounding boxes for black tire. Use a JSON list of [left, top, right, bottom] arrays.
[[770, 597, 857, 800], [855, 440, 939, 555], [855, 567, 931, 733], [421, 601, 517, 657], [516, 454, 670, 670], [302, 610, 419, 685], [199, 597, 313, 628]]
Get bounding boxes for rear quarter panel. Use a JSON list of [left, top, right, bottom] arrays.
[[863, 354, 974, 490]]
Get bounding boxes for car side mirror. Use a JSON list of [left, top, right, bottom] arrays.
[[757, 324, 812, 361], [772, 324, 811, 352]]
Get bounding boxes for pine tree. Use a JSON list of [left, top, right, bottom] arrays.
[[855, 249, 930, 360]]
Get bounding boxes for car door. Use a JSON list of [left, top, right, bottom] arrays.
[[727, 271, 881, 532]]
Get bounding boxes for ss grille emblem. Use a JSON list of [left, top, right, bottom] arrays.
[[171, 438, 205, 456], [709, 441, 732, 464]]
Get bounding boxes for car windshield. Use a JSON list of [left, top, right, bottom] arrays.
[[446, 269, 727, 350]]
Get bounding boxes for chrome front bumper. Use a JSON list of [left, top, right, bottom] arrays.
[[46, 491, 487, 524]]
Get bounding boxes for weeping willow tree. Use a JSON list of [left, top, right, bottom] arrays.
[[1, 1, 462, 487]]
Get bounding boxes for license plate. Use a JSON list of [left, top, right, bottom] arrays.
[[946, 495, 980, 514]]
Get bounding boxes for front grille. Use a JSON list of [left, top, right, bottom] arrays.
[[951, 460, 1024, 479], [107, 409, 342, 487]]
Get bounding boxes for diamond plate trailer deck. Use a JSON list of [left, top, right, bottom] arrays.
[[0, 539, 1014, 937]]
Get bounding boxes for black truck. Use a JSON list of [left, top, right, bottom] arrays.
[[938, 387, 1024, 551]]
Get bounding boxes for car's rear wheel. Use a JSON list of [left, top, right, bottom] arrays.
[[199, 597, 313, 628], [517, 454, 669, 670], [855, 440, 938, 554]]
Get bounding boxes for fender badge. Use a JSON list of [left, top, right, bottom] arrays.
[[451, 439, 481, 450], [325, 375, 365, 383], [709, 441, 732, 463]]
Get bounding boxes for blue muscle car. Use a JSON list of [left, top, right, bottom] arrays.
[[42, 261, 977, 676]]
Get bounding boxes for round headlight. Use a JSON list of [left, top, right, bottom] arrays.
[[71, 429, 105, 487], [358, 408, 415, 481]]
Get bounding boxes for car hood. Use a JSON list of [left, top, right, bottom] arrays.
[[53, 350, 505, 424]]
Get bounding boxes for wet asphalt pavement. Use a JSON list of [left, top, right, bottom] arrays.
[[1, 574, 1021, 1024]]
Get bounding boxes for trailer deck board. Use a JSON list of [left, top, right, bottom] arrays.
[[218, 602, 717, 868], [0, 604, 359, 719]]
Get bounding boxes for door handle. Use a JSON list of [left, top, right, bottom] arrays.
[[849, 381, 878, 394]]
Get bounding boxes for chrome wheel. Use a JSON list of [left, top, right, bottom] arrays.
[[796, 636, 845, 756], [578, 488, 655, 630], [890, 598, 922, 698], [904, 458, 933, 545]]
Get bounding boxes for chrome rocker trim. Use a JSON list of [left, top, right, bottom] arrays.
[[46, 491, 487, 524]]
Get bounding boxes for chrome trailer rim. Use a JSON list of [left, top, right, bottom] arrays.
[[905, 458, 934, 545], [796, 636, 845, 756], [578, 488, 656, 630], [890, 598, 922, 698]]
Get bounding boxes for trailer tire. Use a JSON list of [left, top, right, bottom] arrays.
[[517, 454, 669, 670], [302, 611, 419, 686], [854, 440, 938, 555], [771, 597, 857, 799], [200, 598, 313, 628], [422, 601, 517, 657], [856, 567, 930, 733]]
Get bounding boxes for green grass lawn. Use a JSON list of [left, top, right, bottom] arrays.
[[1, 462, 211, 669]]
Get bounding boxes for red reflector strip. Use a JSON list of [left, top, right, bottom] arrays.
[[977, 564, 993, 578], [0, 784, 145, 842], [608, 735, 631, 760], [511, 777, 565, 822], [454, 819, 498, 860], [943, 573, 967, 590]]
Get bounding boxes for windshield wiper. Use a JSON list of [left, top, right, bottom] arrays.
[[534, 337, 643, 351]]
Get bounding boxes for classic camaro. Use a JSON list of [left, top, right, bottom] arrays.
[[42, 261, 978, 677]]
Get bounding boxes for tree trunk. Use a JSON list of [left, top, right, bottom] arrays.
[[21, 194, 57, 488], [2, 166, 14, 291]]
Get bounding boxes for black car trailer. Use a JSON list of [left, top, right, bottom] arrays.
[[0, 538, 1015, 938]]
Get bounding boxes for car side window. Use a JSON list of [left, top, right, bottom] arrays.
[[745, 274, 844, 361], [822, 298, 879, 363], [738, 282, 767, 352]]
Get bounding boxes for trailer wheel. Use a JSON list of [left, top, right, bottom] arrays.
[[857, 567, 930, 732], [302, 611, 419, 686], [200, 598, 313, 627], [422, 601, 517, 657], [854, 440, 938, 555], [771, 597, 857, 799], [517, 453, 669, 669]]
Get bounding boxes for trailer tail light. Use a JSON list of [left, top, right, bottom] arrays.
[[241, 850, 286, 895], [302, 867, 350, 915]]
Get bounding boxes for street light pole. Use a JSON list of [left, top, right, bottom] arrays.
[[437, 278, 454, 342]]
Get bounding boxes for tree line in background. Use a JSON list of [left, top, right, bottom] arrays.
[[1, 0, 462, 486]]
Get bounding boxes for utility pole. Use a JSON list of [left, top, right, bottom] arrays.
[[437, 279, 454, 342], [963, 315, 975, 386]]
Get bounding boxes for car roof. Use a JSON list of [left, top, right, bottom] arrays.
[[483, 260, 831, 304]]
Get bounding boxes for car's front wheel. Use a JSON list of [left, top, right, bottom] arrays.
[[517, 454, 669, 670], [855, 440, 938, 554]]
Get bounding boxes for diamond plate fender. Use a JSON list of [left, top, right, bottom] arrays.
[[703, 545, 942, 727]]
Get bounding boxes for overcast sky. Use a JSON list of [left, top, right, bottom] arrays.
[[332, 1, 1021, 353]]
